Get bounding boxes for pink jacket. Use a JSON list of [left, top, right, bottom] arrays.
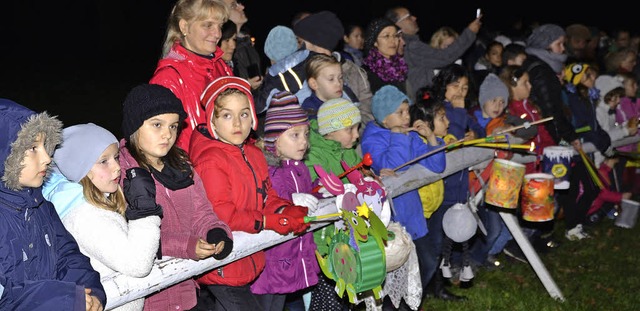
[[150, 42, 233, 151], [119, 140, 232, 311], [615, 96, 640, 152]]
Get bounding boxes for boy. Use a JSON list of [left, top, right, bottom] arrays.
[[0, 99, 105, 310]]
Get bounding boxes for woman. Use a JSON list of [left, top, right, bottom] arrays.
[[362, 17, 409, 95], [150, 0, 233, 151]]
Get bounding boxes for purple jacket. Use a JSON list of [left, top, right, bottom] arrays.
[[250, 158, 320, 294], [616, 96, 640, 152], [119, 140, 232, 310]]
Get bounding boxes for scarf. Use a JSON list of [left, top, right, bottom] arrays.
[[363, 48, 408, 83], [149, 160, 194, 191], [525, 47, 567, 74]]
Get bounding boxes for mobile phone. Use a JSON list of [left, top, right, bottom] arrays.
[[476, 8, 481, 18]]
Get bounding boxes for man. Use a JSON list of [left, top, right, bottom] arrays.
[[386, 6, 481, 101], [222, 0, 263, 90]]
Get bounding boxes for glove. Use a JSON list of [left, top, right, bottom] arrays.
[[123, 167, 163, 220], [292, 193, 319, 212], [206, 228, 234, 260], [264, 211, 309, 235]]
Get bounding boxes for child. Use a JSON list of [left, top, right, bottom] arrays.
[[189, 76, 310, 310], [0, 99, 105, 310], [253, 91, 320, 311], [361, 85, 449, 300], [301, 54, 357, 118], [614, 72, 640, 195], [340, 24, 365, 67], [119, 84, 233, 310], [561, 63, 612, 240], [43, 123, 162, 311], [304, 97, 362, 310]]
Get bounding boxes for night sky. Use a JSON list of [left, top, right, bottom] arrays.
[[0, 0, 634, 136]]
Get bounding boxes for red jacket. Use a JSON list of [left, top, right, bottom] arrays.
[[150, 42, 232, 152], [509, 98, 556, 173], [189, 127, 291, 286]]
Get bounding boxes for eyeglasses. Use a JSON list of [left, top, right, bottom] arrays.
[[378, 31, 403, 41], [396, 13, 411, 23]]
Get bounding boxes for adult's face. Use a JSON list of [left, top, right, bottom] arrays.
[[375, 26, 401, 58], [394, 7, 419, 36]]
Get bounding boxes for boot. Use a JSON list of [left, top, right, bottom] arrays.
[[426, 273, 467, 301]]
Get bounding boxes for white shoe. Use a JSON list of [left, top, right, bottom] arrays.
[[565, 224, 590, 241]]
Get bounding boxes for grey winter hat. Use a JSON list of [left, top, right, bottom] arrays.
[[479, 73, 509, 109], [527, 24, 565, 49], [54, 123, 118, 183]]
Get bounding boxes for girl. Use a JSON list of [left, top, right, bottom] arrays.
[[362, 85, 450, 300], [301, 54, 356, 118], [189, 76, 309, 311], [150, 0, 232, 151], [253, 91, 320, 311], [561, 63, 611, 240], [119, 84, 233, 311], [341, 24, 365, 67], [218, 20, 238, 70], [615, 72, 640, 194], [43, 123, 161, 311]]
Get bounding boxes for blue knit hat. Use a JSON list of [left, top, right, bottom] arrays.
[[54, 123, 118, 183], [372, 85, 412, 124], [264, 26, 298, 62]]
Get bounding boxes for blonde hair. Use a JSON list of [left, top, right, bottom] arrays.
[[304, 54, 341, 80], [429, 26, 459, 49], [161, 0, 229, 57], [80, 177, 127, 216], [605, 47, 637, 74]]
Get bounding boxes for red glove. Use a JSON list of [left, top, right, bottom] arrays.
[[264, 209, 309, 235], [282, 205, 308, 219]]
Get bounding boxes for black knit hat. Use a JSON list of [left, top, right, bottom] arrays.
[[293, 11, 344, 51], [364, 17, 397, 56], [121, 84, 187, 141]]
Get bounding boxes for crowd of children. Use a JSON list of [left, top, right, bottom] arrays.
[[4, 2, 640, 311]]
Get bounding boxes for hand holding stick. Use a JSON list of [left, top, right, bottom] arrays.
[[494, 116, 553, 135]]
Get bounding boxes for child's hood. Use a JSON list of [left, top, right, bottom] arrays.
[[200, 76, 258, 139], [0, 99, 62, 191]]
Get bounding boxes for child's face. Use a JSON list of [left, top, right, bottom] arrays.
[[276, 124, 309, 161], [136, 113, 180, 166], [623, 78, 638, 97], [87, 143, 121, 194], [579, 68, 596, 89], [486, 45, 503, 67], [482, 98, 505, 119], [211, 93, 253, 145], [310, 64, 343, 102], [511, 72, 531, 101], [382, 102, 411, 131], [432, 109, 450, 137], [444, 76, 469, 103], [18, 133, 51, 188], [324, 124, 360, 149], [607, 93, 621, 109], [344, 27, 364, 50]]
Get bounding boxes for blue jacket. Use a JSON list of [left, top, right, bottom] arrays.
[[361, 121, 446, 240], [0, 99, 106, 310]]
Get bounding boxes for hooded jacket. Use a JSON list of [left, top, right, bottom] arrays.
[[118, 140, 232, 310], [150, 42, 233, 151], [361, 121, 447, 240], [0, 99, 106, 310]]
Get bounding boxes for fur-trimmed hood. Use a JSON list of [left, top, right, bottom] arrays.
[[0, 99, 62, 193]]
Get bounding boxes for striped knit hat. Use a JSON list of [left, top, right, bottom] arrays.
[[317, 98, 361, 135], [264, 91, 309, 154]]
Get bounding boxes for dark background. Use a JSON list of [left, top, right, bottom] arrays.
[[0, 0, 635, 137]]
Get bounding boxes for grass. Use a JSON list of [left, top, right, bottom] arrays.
[[417, 216, 640, 311]]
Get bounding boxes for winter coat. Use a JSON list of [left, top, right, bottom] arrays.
[[255, 49, 310, 115], [562, 87, 611, 154], [522, 54, 578, 144], [232, 34, 263, 81], [596, 102, 629, 142], [119, 140, 232, 311], [305, 119, 361, 255], [250, 158, 320, 294], [43, 170, 161, 311], [189, 126, 293, 286], [0, 99, 105, 310], [508, 98, 556, 155], [444, 100, 486, 141], [615, 96, 640, 152], [150, 42, 233, 151], [402, 29, 476, 97], [361, 121, 446, 240]]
